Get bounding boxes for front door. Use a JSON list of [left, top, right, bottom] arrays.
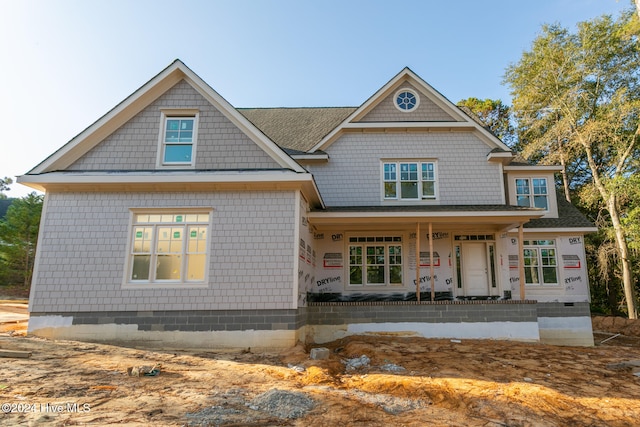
[[462, 242, 489, 296]]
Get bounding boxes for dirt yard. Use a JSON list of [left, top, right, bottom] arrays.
[[1, 303, 640, 426]]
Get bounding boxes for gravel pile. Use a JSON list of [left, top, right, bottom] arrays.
[[248, 389, 316, 419], [185, 388, 315, 426]]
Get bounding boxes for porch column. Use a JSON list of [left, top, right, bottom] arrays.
[[429, 222, 435, 301], [415, 222, 421, 302], [518, 223, 526, 300]]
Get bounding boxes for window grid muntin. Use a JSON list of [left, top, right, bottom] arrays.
[[130, 212, 210, 283], [348, 236, 403, 287], [383, 161, 437, 201], [523, 239, 558, 285], [161, 115, 197, 165], [516, 177, 548, 209]]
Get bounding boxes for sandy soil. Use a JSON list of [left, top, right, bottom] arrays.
[[1, 304, 640, 426]]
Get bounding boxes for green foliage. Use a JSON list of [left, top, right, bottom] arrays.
[[0, 193, 43, 287], [504, 9, 640, 317], [457, 98, 516, 146], [0, 177, 12, 199]]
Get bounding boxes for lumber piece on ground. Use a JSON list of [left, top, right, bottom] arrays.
[[0, 349, 32, 358]]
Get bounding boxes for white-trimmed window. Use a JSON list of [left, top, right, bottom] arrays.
[[523, 240, 558, 285], [516, 178, 548, 209], [383, 161, 437, 200], [394, 89, 420, 112], [158, 111, 199, 167], [348, 236, 403, 287], [128, 211, 210, 284]]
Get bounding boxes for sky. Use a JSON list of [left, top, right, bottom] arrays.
[[0, 0, 633, 198]]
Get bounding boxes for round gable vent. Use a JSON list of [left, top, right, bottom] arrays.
[[394, 89, 419, 112]]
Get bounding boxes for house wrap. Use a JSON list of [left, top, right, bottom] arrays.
[[18, 60, 597, 348]]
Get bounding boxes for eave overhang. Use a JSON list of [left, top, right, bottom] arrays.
[[487, 150, 514, 164], [508, 227, 599, 234], [310, 68, 513, 154], [28, 60, 306, 175], [307, 205, 545, 230], [17, 170, 325, 208], [290, 153, 329, 163], [503, 165, 563, 172]]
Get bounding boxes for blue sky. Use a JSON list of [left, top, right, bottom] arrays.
[[0, 0, 633, 197]]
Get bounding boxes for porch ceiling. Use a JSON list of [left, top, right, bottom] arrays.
[[307, 205, 545, 231]]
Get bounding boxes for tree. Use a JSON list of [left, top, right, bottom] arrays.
[[0, 177, 12, 199], [457, 98, 516, 147], [504, 10, 640, 318], [0, 193, 43, 287]]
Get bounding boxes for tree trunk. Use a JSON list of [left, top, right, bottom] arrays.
[[559, 150, 571, 202], [608, 194, 638, 319], [584, 144, 638, 319]]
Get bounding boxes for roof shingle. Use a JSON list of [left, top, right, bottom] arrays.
[[239, 107, 356, 152]]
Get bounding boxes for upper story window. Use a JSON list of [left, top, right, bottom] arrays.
[[383, 161, 437, 200], [516, 178, 548, 209], [394, 89, 419, 112], [128, 211, 210, 285], [158, 110, 199, 167]]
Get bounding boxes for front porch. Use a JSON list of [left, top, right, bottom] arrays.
[[304, 299, 594, 346]]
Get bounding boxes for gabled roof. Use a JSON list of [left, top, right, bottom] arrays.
[[309, 67, 514, 154], [28, 60, 306, 174]]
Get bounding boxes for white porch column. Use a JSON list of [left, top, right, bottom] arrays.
[[518, 223, 526, 300], [416, 222, 421, 302], [429, 222, 435, 301]]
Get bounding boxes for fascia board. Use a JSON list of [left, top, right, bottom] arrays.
[[311, 67, 511, 153], [307, 210, 546, 226], [18, 170, 313, 185], [29, 60, 306, 175], [309, 210, 544, 219], [504, 165, 564, 171], [30, 61, 186, 174], [507, 227, 599, 234], [341, 122, 475, 130], [18, 170, 324, 207], [177, 66, 306, 173]]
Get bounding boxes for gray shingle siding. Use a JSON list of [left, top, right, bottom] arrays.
[[69, 80, 281, 171]]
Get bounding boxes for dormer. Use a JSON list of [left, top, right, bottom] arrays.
[[504, 164, 561, 218]]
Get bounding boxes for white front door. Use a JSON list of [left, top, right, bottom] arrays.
[[462, 242, 489, 296]]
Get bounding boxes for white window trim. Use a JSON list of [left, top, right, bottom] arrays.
[[514, 176, 549, 211], [346, 234, 405, 289], [381, 160, 439, 202], [393, 88, 420, 112], [156, 109, 200, 169], [123, 208, 212, 288], [522, 239, 559, 286]]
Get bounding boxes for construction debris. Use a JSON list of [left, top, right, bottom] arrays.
[[606, 360, 640, 371], [127, 364, 161, 376], [344, 354, 370, 371], [310, 347, 330, 360], [0, 349, 32, 358]]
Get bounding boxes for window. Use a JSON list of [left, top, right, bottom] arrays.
[[516, 178, 548, 209], [383, 161, 437, 200], [348, 236, 403, 286], [159, 112, 198, 166], [394, 89, 419, 112], [523, 240, 558, 285], [129, 212, 210, 284]]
